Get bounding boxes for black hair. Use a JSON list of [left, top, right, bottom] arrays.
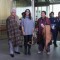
[[23, 9, 32, 20], [22, 12, 25, 18], [50, 12, 54, 15], [41, 11, 46, 15]]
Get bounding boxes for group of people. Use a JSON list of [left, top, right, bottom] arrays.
[[36, 11, 60, 54], [6, 8, 60, 57]]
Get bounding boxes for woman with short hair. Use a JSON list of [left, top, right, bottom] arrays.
[[37, 11, 51, 54]]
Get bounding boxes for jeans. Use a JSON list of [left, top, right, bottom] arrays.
[[9, 41, 19, 54]]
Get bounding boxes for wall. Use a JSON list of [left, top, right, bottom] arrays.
[[0, 0, 12, 25], [0, 0, 12, 40]]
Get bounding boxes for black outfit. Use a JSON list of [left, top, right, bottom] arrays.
[[50, 17, 57, 47]]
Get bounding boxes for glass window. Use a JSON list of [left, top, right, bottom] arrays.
[[49, 4, 60, 17], [42, 6, 46, 11], [49, 5, 53, 13], [53, 4, 60, 17]]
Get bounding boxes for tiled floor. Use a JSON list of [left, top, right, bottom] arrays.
[[0, 40, 60, 60]]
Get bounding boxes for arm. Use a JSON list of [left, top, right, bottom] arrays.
[[21, 18, 25, 35]]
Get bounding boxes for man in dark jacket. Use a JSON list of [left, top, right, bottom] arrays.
[[49, 12, 57, 47]]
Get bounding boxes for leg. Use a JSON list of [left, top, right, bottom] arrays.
[[28, 44, 31, 55], [24, 35, 28, 55], [38, 44, 41, 53], [46, 44, 50, 54], [9, 41, 14, 57], [54, 30, 58, 47], [55, 29, 58, 46], [38, 37, 45, 52], [27, 35, 32, 55], [52, 29, 58, 47], [14, 45, 20, 54]]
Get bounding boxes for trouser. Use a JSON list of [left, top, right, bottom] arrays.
[[51, 29, 58, 45], [38, 39, 45, 51], [38, 36, 50, 52], [9, 41, 19, 54], [38, 43, 50, 52], [24, 35, 32, 54]]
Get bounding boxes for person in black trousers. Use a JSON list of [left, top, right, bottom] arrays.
[[49, 12, 58, 47], [21, 9, 34, 55]]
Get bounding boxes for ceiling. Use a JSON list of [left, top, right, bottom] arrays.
[[14, 0, 60, 7]]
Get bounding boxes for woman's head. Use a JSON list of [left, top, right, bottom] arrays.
[[24, 9, 31, 20], [25, 9, 30, 16], [41, 11, 46, 18]]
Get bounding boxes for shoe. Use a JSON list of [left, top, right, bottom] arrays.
[[54, 44, 58, 47], [28, 52, 31, 55], [24, 51, 27, 55], [19, 45, 23, 48], [53, 42, 58, 47], [24, 52, 27, 55], [38, 51, 41, 54], [14, 52, 20, 54], [46, 52, 50, 55], [10, 54, 14, 57]]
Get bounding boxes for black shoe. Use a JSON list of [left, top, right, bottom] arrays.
[[28, 52, 31, 55], [10, 54, 14, 57], [19, 45, 23, 48], [54, 44, 58, 47], [14, 52, 20, 54], [24, 53, 27, 55], [24, 52, 27, 55], [28, 50, 31, 55]]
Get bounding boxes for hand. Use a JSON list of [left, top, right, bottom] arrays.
[[36, 28, 38, 31], [23, 31, 25, 35], [41, 24, 45, 28], [33, 32, 37, 38], [33, 32, 34, 37]]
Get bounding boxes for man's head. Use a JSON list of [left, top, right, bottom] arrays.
[[50, 12, 54, 18]]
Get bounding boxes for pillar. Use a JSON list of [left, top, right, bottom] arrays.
[[31, 0, 35, 20]]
